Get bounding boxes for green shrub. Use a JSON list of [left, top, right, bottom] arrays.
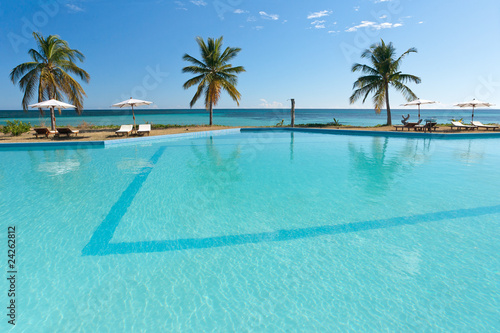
[[2, 120, 31, 136]]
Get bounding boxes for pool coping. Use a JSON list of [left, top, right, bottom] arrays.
[[242, 127, 500, 139], [1, 127, 500, 149], [0, 128, 241, 149]]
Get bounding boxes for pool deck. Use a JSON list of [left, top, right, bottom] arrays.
[[1, 127, 500, 148]]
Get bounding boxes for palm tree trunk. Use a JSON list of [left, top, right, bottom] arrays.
[[50, 106, 56, 131], [385, 82, 392, 126], [209, 103, 213, 126]]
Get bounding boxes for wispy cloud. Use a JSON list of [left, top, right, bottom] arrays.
[[234, 9, 248, 14], [66, 4, 84, 12], [175, 1, 187, 10], [190, 0, 206, 6], [311, 20, 326, 29], [354, 6, 360, 11], [247, 16, 257, 22], [253, 26, 264, 31], [260, 99, 283, 108], [345, 21, 403, 32], [307, 10, 332, 19], [259, 11, 279, 20]]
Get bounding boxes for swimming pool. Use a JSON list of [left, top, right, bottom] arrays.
[[1, 129, 499, 331]]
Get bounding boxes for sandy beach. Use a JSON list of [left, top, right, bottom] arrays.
[[1, 125, 498, 143]]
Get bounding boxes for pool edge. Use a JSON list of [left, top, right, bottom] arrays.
[[2, 127, 500, 149]]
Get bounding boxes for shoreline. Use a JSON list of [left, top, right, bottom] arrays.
[[1, 125, 499, 143]]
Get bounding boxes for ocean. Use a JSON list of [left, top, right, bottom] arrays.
[[0, 108, 498, 127]]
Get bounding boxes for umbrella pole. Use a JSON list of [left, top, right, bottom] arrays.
[[418, 104, 421, 120], [472, 106, 475, 122]]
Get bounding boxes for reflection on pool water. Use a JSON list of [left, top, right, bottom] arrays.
[[1, 130, 499, 332]]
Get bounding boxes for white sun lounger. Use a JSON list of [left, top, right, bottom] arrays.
[[136, 124, 151, 136], [471, 121, 499, 130], [451, 121, 475, 130], [116, 124, 133, 136]]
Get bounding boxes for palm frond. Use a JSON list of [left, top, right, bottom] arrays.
[[182, 54, 207, 68], [391, 81, 418, 101], [183, 74, 205, 89]]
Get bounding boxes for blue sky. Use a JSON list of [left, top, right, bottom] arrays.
[[1, 0, 499, 110]]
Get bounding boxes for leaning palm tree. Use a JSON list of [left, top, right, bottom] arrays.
[[10, 32, 90, 129], [182, 36, 245, 126], [349, 39, 421, 126]]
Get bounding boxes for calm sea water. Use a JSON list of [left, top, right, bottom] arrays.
[[1, 108, 498, 127]]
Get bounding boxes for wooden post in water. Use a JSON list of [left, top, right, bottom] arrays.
[[290, 98, 295, 127]]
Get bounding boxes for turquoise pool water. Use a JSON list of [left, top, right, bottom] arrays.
[[1, 130, 499, 331]]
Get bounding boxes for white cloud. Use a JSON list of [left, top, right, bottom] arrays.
[[175, 1, 187, 10], [66, 4, 84, 12], [247, 16, 257, 22], [379, 14, 387, 19], [234, 9, 248, 14], [190, 0, 206, 6], [260, 99, 283, 108], [307, 10, 332, 19], [345, 20, 403, 32], [418, 21, 424, 24], [311, 20, 326, 29], [259, 11, 279, 20], [354, 6, 360, 11], [253, 26, 264, 30]]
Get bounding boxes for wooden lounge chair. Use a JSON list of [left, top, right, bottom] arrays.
[[471, 121, 499, 130], [136, 124, 151, 136], [56, 127, 79, 137], [451, 121, 476, 131], [33, 127, 57, 138], [116, 124, 133, 136], [394, 119, 422, 131]]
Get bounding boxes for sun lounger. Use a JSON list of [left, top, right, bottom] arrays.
[[116, 124, 133, 136], [33, 127, 57, 138], [56, 127, 79, 137], [136, 124, 151, 136], [415, 119, 439, 132], [394, 119, 422, 131], [471, 121, 499, 130], [451, 121, 476, 130]]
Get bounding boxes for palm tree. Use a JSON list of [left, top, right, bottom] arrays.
[[10, 32, 90, 129], [182, 36, 245, 126], [349, 39, 421, 126]]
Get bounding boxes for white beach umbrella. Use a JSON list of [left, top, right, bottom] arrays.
[[402, 99, 437, 120], [29, 99, 76, 130], [112, 97, 153, 131], [454, 98, 495, 121]]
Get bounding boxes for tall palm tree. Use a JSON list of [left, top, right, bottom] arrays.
[[182, 36, 245, 126], [10, 32, 90, 129], [349, 39, 421, 126]]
